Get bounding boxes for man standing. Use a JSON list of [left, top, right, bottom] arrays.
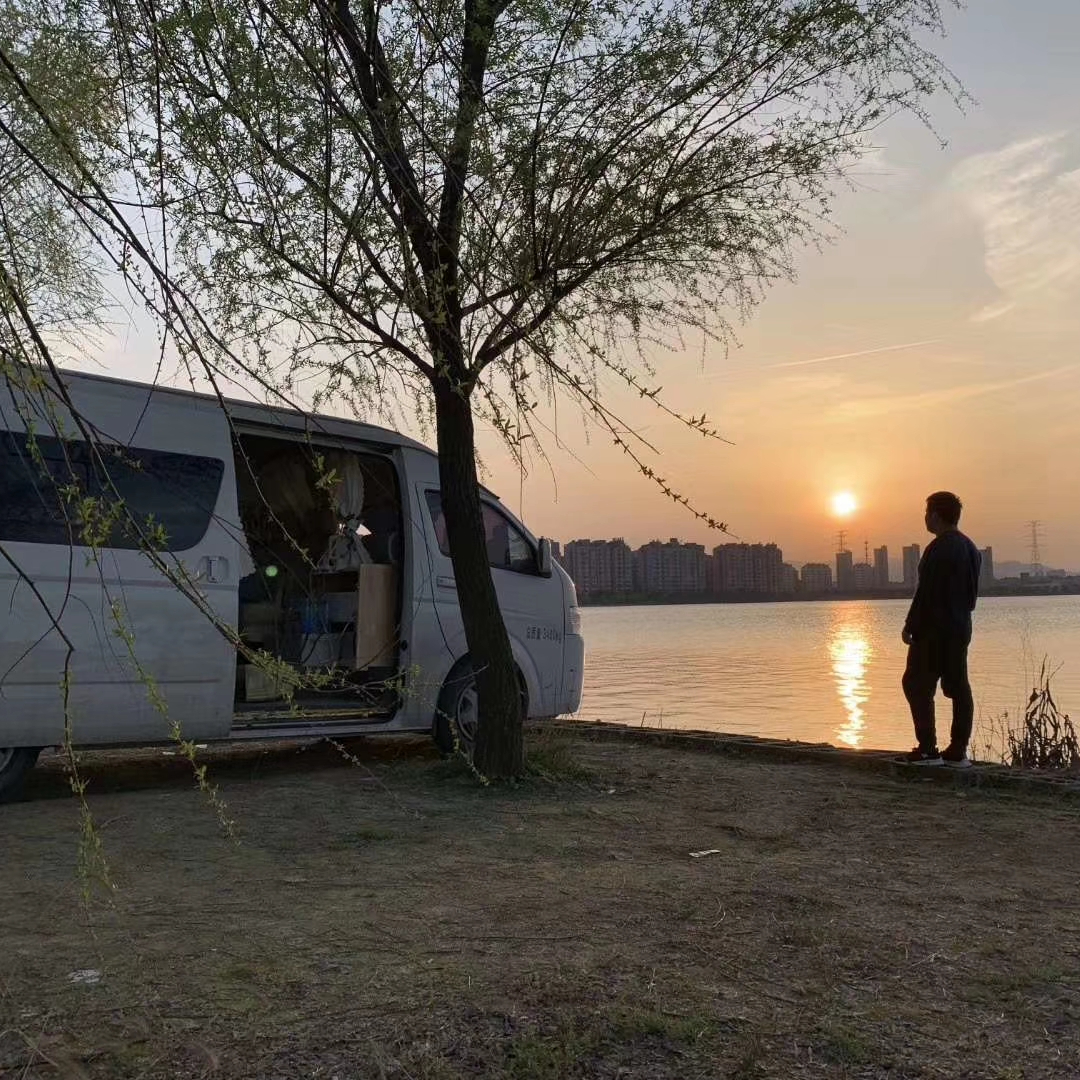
[[900, 492, 982, 767]]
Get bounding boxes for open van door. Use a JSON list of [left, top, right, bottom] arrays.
[[0, 374, 240, 749]]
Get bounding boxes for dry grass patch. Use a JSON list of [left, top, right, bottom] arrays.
[[2, 730, 1079, 1078]]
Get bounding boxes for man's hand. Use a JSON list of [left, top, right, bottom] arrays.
[[902, 628, 914, 645]]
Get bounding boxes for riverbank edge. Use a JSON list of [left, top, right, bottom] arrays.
[[550, 719, 1080, 798], [576, 584, 1080, 606]]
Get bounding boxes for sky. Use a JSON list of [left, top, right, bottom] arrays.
[[75, 0, 1080, 569], [485, 0, 1080, 568]]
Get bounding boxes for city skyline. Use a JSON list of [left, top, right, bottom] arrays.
[[556, 535, 1009, 600], [555, 528, 1063, 577]]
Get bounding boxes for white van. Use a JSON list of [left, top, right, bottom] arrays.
[[0, 368, 584, 800]]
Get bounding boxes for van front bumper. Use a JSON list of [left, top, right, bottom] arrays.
[[561, 633, 585, 714]]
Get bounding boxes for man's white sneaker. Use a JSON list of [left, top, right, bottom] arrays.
[[941, 746, 973, 769]]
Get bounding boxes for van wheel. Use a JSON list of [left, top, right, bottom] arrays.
[[434, 666, 480, 760], [433, 665, 527, 761], [0, 748, 41, 804]]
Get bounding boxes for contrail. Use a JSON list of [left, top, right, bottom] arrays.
[[831, 362, 1079, 421], [769, 339, 940, 369]]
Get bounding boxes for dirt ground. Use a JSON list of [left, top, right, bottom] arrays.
[[2, 730, 1079, 1080]]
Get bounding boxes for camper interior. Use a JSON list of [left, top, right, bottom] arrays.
[[231, 433, 403, 719]]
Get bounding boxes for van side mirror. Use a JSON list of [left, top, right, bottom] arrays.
[[537, 537, 553, 577]]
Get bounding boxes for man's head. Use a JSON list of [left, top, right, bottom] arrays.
[[925, 491, 962, 535]]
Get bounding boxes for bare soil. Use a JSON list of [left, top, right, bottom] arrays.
[[2, 730, 1079, 1079]]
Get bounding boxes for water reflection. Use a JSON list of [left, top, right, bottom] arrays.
[[830, 612, 872, 748], [578, 597, 1080, 752]]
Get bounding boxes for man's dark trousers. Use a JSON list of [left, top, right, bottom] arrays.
[[902, 635, 974, 754]]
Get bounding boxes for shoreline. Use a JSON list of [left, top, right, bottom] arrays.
[[578, 583, 1080, 606], [555, 719, 1080, 797]]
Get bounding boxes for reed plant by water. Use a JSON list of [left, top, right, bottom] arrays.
[[979, 658, 1079, 770]]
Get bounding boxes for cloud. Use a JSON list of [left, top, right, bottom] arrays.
[[952, 134, 1080, 328], [830, 364, 1078, 421]]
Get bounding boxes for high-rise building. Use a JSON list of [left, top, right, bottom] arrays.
[[836, 549, 854, 592], [636, 539, 707, 594], [612, 541, 635, 592], [711, 543, 784, 593], [563, 538, 634, 596], [852, 562, 876, 590], [681, 543, 709, 592], [778, 563, 798, 594], [902, 544, 921, 588], [562, 540, 602, 596], [550, 541, 562, 563], [800, 562, 833, 592], [711, 543, 748, 592], [979, 546, 994, 588], [873, 545, 889, 588]]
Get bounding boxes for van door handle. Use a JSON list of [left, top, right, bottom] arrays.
[[195, 556, 229, 583], [436, 575, 456, 590]]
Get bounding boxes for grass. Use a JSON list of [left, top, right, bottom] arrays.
[[729, 1032, 766, 1080], [812, 1024, 874, 1067], [3, 730, 1080, 1078], [525, 726, 601, 784], [497, 1007, 722, 1079]]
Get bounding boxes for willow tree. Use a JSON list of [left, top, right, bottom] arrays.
[[22, 0, 958, 777], [0, 0, 119, 361]]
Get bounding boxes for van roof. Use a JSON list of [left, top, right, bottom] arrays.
[[46, 366, 501, 499], [57, 365, 439, 456]]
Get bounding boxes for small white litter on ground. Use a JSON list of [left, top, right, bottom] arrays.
[[68, 969, 102, 985]]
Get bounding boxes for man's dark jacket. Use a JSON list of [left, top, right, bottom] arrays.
[[904, 531, 982, 642]]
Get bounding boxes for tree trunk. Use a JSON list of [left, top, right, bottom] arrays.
[[433, 377, 525, 779]]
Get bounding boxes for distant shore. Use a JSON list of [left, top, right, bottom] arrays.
[[578, 580, 1080, 606]]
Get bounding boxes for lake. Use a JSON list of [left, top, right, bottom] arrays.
[[577, 596, 1080, 755]]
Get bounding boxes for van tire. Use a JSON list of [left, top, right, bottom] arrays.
[[433, 662, 527, 761], [0, 748, 41, 804]]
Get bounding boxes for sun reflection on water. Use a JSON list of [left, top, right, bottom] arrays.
[[830, 615, 873, 748]]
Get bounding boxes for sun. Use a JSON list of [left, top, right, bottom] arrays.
[[831, 491, 858, 517]]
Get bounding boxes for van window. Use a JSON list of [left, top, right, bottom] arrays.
[[0, 431, 224, 551], [425, 491, 538, 575]]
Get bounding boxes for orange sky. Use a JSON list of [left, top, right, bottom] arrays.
[[476, 174, 1080, 566], [469, 2, 1080, 569], [74, 1, 1080, 570]]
